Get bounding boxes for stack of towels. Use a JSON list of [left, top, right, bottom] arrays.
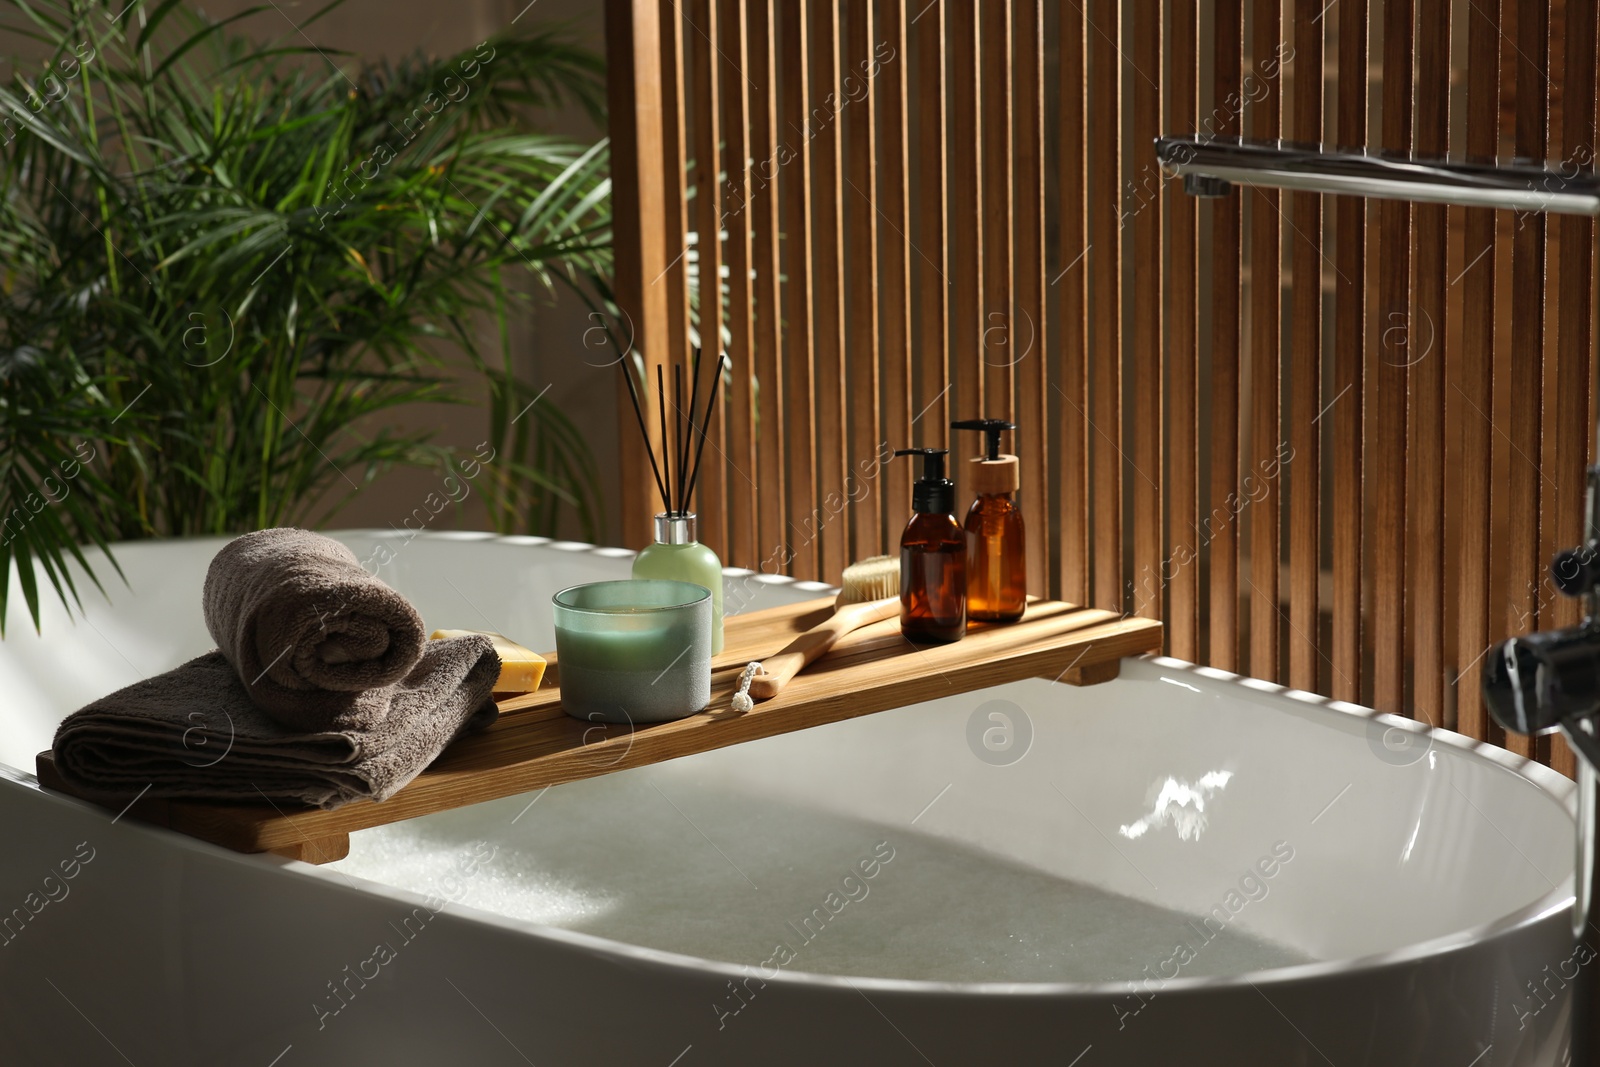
[[52, 528, 501, 809]]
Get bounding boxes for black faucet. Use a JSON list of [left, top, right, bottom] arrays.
[[1482, 455, 1600, 770], [1481, 448, 1600, 1067]]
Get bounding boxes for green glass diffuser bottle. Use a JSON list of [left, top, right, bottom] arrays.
[[617, 350, 730, 655], [633, 512, 724, 653]]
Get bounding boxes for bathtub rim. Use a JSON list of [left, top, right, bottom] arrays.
[[3, 530, 1580, 998]]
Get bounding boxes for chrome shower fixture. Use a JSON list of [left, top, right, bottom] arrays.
[[1156, 135, 1600, 216]]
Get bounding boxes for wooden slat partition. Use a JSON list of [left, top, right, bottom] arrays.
[[877, 0, 913, 551], [605, 0, 668, 546], [1548, 0, 1597, 779], [1130, 1, 1162, 620], [1247, 0, 1281, 681], [717, 0, 757, 571], [912, 0, 948, 448], [1287, 0, 1323, 694], [1490, 8, 1518, 747], [1087, 0, 1122, 611], [605, 0, 1600, 777], [660, 0, 693, 489], [978, 0, 1013, 435], [1057, 0, 1089, 605], [1167, 0, 1199, 660], [1455, 0, 1499, 747], [843, 0, 883, 564], [1372, 0, 1413, 716], [947, 1, 983, 439], [1411, 0, 1449, 728], [687, 0, 726, 560], [1331, 0, 1366, 705], [777, 0, 818, 578], [1503, 0, 1552, 761], [1209, 0, 1243, 669], [809, 0, 849, 585], [747, 0, 786, 570], [1013, 0, 1048, 599]]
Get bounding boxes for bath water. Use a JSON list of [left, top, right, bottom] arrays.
[[328, 768, 1311, 984]]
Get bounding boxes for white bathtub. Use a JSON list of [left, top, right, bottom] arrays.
[[0, 531, 1581, 1065]]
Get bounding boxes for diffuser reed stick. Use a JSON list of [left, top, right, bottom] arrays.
[[617, 347, 728, 518], [673, 364, 686, 515], [618, 354, 668, 508], [656, 366, 672, 514], [684, 355, 726, 509], [680, 346, 704, 514]]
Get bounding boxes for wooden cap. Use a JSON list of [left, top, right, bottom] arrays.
[[970, 454, 1019, 495]]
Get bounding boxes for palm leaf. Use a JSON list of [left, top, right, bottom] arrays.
[[0, 0, 612, 631]]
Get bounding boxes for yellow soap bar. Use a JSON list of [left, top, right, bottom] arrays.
[[430, 629, 547, 693]]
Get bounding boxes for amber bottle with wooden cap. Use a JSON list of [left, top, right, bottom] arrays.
[[893, 448, 967, 643], [951, 419, 1026, 622]]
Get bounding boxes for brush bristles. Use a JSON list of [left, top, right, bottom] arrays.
[[836, 555, 900, 606]]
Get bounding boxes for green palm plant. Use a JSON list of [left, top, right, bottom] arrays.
[[0, 0, 612, 633]]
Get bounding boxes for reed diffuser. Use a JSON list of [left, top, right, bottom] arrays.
[[619, 347, 727, 654]]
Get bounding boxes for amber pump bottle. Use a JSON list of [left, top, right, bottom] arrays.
[[951, 419, 1026, 622], [893, 448, 967, 643]]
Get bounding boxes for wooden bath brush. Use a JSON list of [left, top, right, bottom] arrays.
[[835, 555, 898, 605], [730, 596, 899, 710]]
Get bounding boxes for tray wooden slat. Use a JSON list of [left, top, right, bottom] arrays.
[[36, 596, 1161, 856]]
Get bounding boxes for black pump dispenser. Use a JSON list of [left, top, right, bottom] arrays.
[[950, 419, 1015, 461], [894, 447, 965, 643], [895, 448, 954, 513]]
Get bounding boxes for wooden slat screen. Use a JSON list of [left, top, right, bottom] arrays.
[[1057, 0, 1088, 605], [1247, 0, 1280, 681], [1166, 0, 1199, 662], [1506, 0, 1554, 765], [1287, 0, 1323, 694], [747, 0, 787, 572], [607, 0, 1600, 777], [810, 0, 850, 585], [1373, 0, 1412, 718], [876, 0, 913, 564], [717, 0, 758, 570], [1413, 0, 1448, 730], [687, 0, 726, 563], [1455, 0, 1498, 749], [1551, 0, 1598, 775], [776, 0, 818, 579], [1208, 0, 1243, 673], [1331, 0, 1366, 705], [1129, 0, 1161, 620]]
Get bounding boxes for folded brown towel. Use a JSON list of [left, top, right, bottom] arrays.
[[203, 528, 427, 731], [51, 636, 500, 809]]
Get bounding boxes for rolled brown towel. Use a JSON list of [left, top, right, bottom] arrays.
[[51, 635, 501, 809], [203, 528, 427, 731]]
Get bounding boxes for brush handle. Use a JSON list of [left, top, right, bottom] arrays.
[[747, 597, 899, 700]]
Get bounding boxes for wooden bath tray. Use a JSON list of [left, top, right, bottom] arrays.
[[37, 596, 1160, 862]]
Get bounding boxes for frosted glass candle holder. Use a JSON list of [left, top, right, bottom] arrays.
[[552, 579, 712, 724]]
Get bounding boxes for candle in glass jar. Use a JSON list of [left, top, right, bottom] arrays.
[[552, 579, 712, 723]]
